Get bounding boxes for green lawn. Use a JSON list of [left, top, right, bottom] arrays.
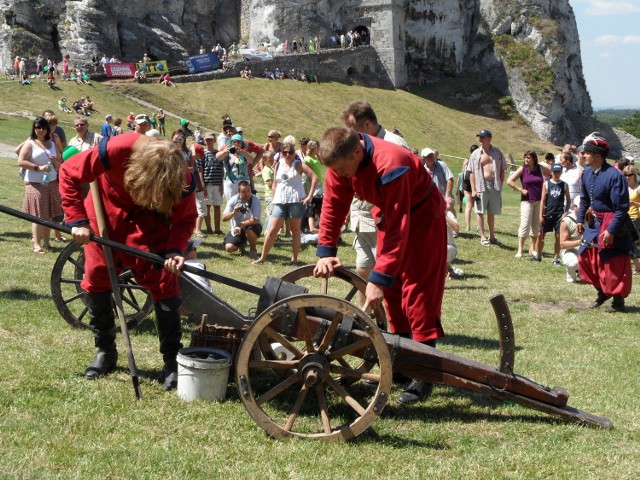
[[0, 77, 638, 479]]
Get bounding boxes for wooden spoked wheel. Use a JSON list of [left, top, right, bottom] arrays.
[[236, 294, 392, 441], [281, 265, 387, 330], [50, 241, 153, 330]]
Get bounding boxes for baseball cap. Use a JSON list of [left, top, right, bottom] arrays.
[[135, 114, 150, 124], [476, 130, 492, 138], [193, 144, 204, 156], [551, 163, 563, 172], [146, 129, 161, 138], [105, 114, 113, 120], [421, 147, 435, 157]]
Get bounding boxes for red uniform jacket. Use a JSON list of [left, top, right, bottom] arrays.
[[318, 133, 445, 288], [59, 132, 196, 257]]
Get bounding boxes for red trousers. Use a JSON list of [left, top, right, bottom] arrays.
[[578, 249, 632, 298], [379, 216, 447, 343]]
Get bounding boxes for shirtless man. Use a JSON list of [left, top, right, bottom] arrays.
[[467, 130, 507, 245]]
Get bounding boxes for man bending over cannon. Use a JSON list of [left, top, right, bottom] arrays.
[[59, 132, 197, 390], [313, 126, 447, 404]]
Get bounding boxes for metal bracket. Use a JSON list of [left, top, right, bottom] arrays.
[[312, 318, 329, 346], [362, 343, 378, 363], [331, 316, 354, 352], [372, 391, 388, 414], [279, 308, 297, 337]]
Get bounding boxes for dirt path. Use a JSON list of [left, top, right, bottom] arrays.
[[0, 142, 17, 159]]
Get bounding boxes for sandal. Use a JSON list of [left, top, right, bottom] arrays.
[[251, 259, 264, 265], [53, 237, 68, 243], [32, 247, 45, 255], [480, 239, 491, 246]]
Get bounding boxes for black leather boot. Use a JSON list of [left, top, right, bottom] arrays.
[[84, 291, 118, 380], [155, 298, 183, 391], [605, 295, 626, 313], [397, 339, 436, 405], [590, 289, 610, 309]]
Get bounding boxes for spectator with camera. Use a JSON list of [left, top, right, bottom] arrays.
[[217, 133, 256, 200], [222, 180, 262, 259]]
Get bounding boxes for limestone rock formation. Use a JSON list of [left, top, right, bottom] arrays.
[[0, 0, 634, 151], [0, 0, 239, 68]]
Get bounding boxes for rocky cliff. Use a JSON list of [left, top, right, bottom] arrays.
[[0, 0, 239, 67], [0, 0, 623, 148]]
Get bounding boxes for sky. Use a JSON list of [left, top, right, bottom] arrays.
[[570, 0, 640, 109]]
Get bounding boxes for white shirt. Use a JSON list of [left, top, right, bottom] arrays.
[[273, 160, 305, 204], [560, 165, 580, 203]]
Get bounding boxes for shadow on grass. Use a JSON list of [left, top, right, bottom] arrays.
[[0, 231, 32, 240], [0, 288, 49, 301], [438, 333, 523, 352], [383, 389, 561, 427]]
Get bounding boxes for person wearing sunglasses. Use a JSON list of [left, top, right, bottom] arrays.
[[17, 117, 64, 254], [69, 116, 103, 152], [252, 136, 317, 265], [576, 133, 633, 313], [263, 129, 282, 154]]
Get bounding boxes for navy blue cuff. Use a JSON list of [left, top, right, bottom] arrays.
[[165, 248, 183, 256], [66, 219, 90, 227], [368, 270, 394, 288], [316, 245, 338, 257]]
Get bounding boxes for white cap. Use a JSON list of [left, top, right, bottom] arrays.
[[421, 147, 435, 157], [146, 129, 161, 138]]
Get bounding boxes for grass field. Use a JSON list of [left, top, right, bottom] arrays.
[[0, 76, 639, 479]]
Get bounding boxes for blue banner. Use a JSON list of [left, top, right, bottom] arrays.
[[186, 53, 221, 74]]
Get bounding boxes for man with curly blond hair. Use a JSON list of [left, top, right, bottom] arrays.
[[59, 132, 197, 390]]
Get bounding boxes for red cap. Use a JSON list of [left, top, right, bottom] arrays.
[[193, 144, 204, 156]]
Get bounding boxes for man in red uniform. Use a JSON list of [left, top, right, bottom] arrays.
[[314, 126, 447, 404], [59, 132, 197, 389]]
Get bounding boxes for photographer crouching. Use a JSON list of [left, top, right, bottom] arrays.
[[222, 180, 262, 259]]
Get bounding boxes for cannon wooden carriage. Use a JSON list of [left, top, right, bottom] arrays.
[[48, 239, 613, 441], [0, 202, 613, 440]]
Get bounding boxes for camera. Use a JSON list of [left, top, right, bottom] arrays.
[[229, 146, 238, 154], [237, 202, 250, 214]]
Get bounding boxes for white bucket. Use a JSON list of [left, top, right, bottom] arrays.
[[176, 347, 232, 402]]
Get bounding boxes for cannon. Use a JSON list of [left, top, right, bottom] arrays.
[[0, 205, 615, 441]]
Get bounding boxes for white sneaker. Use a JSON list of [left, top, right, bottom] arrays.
[[451, 266, 464, 277], [566, 269, 578, 283]]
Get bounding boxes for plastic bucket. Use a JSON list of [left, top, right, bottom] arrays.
[[177, 347, 232, 402]]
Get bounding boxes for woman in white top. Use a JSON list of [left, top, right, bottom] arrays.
[[17, 117, 64, 253], [253, 136, 317, 265]]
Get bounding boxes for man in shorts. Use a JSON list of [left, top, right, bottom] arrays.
[[199, 132, 224, 234], [222, 180, 262, 259], [468, 130, 507, 245]]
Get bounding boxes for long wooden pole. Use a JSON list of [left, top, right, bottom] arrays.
[[0, 203, 262, 295], [89, 182, 142, 400]]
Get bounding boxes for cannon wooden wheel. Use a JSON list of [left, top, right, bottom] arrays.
[[281, 265, 387, 330], [236, 294, 392, 441], [50, 241, 153, 330]]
